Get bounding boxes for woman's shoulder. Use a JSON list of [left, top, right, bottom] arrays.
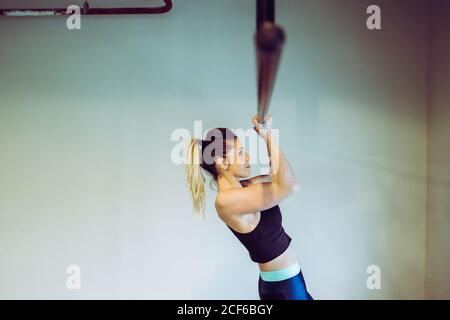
[[216, 197, 261, 233], [215, 193, 231, 219], [215, 192, 260, 221], [214, 188, 238, 210], [215, 194, 235, 224]]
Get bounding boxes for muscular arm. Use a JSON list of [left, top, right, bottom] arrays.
[[215, 118, 300, 217], [239, 175, 272, 187], [263, 129, 299, 191]]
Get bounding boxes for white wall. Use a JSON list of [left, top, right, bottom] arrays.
[[0, 0, 430, 299], [426, 0, 450, 300]]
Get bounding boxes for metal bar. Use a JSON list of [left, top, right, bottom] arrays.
[[0, 0, 172, 16], [256, 0, 275, 29], [255, 0, 286, 126]]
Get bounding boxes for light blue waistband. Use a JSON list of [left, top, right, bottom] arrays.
[[259, 262, 301, 282]]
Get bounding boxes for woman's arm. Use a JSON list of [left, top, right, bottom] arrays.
[[240, 137, 298, 189], [264, 132, 298, 191], [215, 116, 299, 217], [239, 175, 272, 187]]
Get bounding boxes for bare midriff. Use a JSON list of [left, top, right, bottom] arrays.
[[257, 245, 298, 272]]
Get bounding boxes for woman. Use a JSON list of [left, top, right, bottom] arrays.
[[185, 114, 313, 300]]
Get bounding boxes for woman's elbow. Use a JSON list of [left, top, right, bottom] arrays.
[[285, 181, 300, 195], [290, 182, 301, 194]]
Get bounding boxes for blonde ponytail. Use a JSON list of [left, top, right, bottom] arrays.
[[185, 138, 206, 217]]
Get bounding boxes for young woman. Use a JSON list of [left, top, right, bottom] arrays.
[[185, 114, 313, 300]]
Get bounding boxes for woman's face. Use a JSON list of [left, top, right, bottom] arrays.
[[226, 138, 251, 178]]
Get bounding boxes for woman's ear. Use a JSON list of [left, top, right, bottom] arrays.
[[216, 157, 229, 172]]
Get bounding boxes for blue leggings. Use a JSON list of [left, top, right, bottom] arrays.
[[258, 269, 313, 300]]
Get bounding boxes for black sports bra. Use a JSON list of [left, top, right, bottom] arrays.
[[226, 204, 292, 263]]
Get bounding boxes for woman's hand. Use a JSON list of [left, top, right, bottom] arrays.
[[252, 114, 273, 139]]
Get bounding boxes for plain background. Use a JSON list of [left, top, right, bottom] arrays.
[[426, 0, 450, 300], [0, 0, 448, 299]]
